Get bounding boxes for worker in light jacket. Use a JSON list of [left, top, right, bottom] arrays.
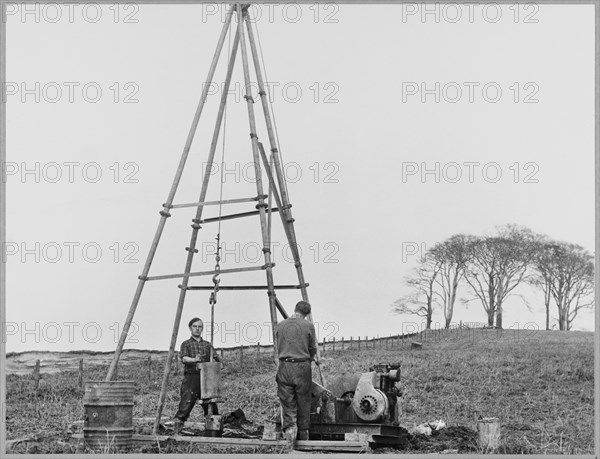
[[275, 301, 320, 450], [173, 317, 221, 435]]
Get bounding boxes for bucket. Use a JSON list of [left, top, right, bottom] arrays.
[[83, 381, 134, 450], [199, 362, 221, 399], [477, 417, 500, 451], [204, 414, 224, 437]]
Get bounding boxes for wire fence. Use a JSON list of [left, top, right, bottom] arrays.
[[15, 321, 487, 387]]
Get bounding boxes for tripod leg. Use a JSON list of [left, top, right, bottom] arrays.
[[153, 18, 242, 436], [244, 13, 325, 385], [106, 5, 237, 383], [237, 4, 279, 363]]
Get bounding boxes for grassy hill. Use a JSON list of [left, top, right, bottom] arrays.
[[5, 329, 594, 454]]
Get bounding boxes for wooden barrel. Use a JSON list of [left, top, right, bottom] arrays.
[[83, 381, 134, 450]]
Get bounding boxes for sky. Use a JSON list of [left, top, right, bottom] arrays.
[[3, 2, 596, 353]]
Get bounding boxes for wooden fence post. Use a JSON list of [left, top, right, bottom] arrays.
[[172, 353, 179, 376], [220, 348, 224, 361], [240, 346, 244, 370], [147, 355, 152, 379], [322, 337, 326, 356], [78, 358, 84, 388], [256, 342, 260, 361], [358, 336, 361, 350], [341, 336, 344, 351], [332, 337, 336, 352], [33, 360, 40, 389]]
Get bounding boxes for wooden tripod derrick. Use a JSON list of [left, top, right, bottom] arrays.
[[101, 4, 322, 435]]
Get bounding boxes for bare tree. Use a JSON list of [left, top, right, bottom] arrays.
[[430, 234, 471, 329], [463, 225, 536, 328], [392, 253, 442, 330], [529, 236, 555, 330], [532, 241, 594, 331]]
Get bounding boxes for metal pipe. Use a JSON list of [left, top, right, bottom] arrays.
[[106, 5, 236, 383], [210, 299, 215, 362]]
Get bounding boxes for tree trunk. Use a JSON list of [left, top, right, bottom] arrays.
[[426, 297, 433, 330], [446, 274, 459, 329], [487, 309, 495, 326], [544, 284, 551, 330], [495, 305, 503, 329], [558, 309, 567, 331], [487, 285, 495, 326]]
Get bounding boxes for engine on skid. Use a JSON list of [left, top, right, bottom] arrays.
[[309, 363, 407, 447], [351, 363, 402, 423]]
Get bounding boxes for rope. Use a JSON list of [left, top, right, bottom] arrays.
[[207, 19, 232, 361]]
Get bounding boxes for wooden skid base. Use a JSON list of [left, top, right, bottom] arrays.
[[68, 418, 205, 433], [310, 422, 409, 447], [71, 433, 366, 452]]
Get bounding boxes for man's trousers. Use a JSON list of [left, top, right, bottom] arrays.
[[174, 373, 218, 422], [276, 360, 312, 431]]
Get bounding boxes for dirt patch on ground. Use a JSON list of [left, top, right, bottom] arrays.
[[407, 426, 479, 453]]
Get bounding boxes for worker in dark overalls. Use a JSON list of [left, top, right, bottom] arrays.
[[275, 301, 319, 450], [173, 317, 221, 435]]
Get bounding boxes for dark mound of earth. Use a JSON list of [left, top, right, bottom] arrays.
[[408, 426, 479, 453]]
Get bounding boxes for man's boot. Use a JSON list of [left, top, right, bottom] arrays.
[[173, 419, 184, 436]]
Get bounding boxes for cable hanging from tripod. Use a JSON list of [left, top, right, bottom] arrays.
[[208, 19, 231, 361]]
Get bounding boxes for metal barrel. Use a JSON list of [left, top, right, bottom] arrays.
[[199, 362, 221, 399], [83, 381, 134, 450]]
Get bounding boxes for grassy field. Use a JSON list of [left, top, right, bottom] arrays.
[[5, 329, 595, 454]]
